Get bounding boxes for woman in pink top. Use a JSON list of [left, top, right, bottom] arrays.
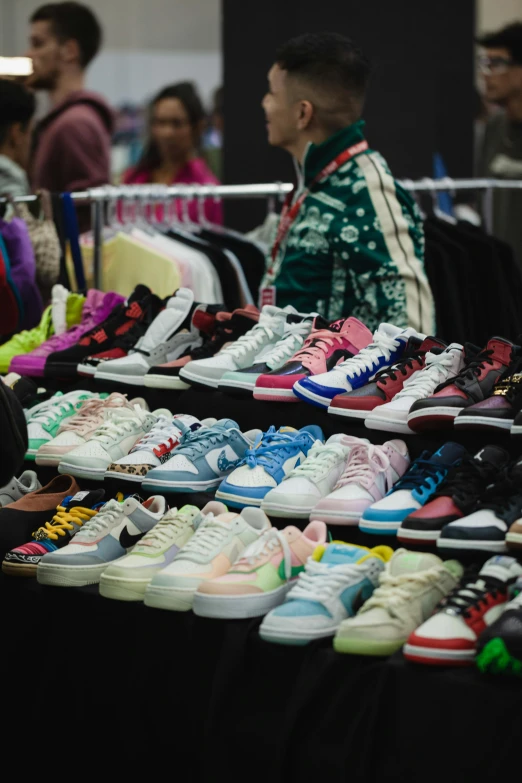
[[123, 82, 222, 224]]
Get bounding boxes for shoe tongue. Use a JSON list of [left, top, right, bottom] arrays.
[[128, 284, 151, 303], [429, 442, 468, 465], [463, 342, 481, 361], [66, 489, 105, 509], [486, 337, 515, 365], [213, 418, 239, 430], [172, 414, 202, 432], [320, 543, 368, 565], [390, 550, 442, 576], [481, 555, 520, 583], [473, 445, 510, 470], [419, 336, 446, 353]]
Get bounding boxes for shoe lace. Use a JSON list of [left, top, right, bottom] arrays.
[[285, 440, 350, 481], [393, 351, 460, 400], [289, 559, 363, 601], [137, 510, 190, 549], [175, 425, 231, 459], [179, 514, 232, 557], [292, 329, 348, 370], [128, 416, 180, 454], [439, 576, 503, 617], [235, 528, 293, 578], [436, 347, 493, 392], [218, 318, 280, 360], [335, 330, 404, 377], [477, 474, 522, 514], [32, 504, 97, 541], [74, 499, 123, 540], [334, 442, 390, 490], [245, 426, 311, 470], [30, 397, 77, 426], [90, 413, 144, 445], [361, 568, 442, 614], [432, 458, 498, 509], [260, 320, 312, 367], [373, 349, 425, 385], [390, 452, 449, 493]]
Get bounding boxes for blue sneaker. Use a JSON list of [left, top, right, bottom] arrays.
[[293, 323, 419, 409], [142, 419, 262, 492], [215, 425, 324, 508], [259, 542, 393, 645], [359, 442, 468, 535]]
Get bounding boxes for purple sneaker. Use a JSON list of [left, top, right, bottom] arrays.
[[9, 290, 124, 377]]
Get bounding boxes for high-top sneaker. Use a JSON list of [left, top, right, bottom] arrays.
[[454, 359, 522, 432], [408, 338, 520, 432], [328, 336, 445, 424], [253, 316, 373, 403], [476, 578, 522, 675]]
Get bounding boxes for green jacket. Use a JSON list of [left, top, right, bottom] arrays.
[[263, 121, 434, 334]]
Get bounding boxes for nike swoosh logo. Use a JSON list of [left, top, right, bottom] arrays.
[[119, 527, 144, 549]]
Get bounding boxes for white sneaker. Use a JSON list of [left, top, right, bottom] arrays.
[[365, 344, 464, 434], [26, 390, 96, 458], [104, 414, 217, 484], [0, 470, 41, 507], [333, 549, 463, 655], [94, 288, 201, 385], [144, 507, 272, 611], [58, 406, 171, 480], [51, 284, 70, 336], [179, 305, 291, 389], [99, 501, 227, 601], [261, 435, 360, 518]]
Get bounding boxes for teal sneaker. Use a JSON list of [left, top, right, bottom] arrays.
[[26, 390, 96, 460]]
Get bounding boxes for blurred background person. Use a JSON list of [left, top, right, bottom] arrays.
[[0, 79, 36, 198], [123, 82, 222, 224], [203, 85, 224, 180]]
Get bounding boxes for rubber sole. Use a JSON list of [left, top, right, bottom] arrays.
[[177, 368, 220, 389], [214, 489, 263, 508], [309, 509, 361, 525], [259, 622, 338, 646], [364, 415, 414, 435], [407, 407, 460, 431], [142, 477, 221, 492], [476, 638, 522, 675], [94, 372, 145, 386], [57, 462, 107, 480], [144, 584, 196, 611], [403, 642, 474, 665], [2, 560, 37, 577], [260, 503, 313, 519], [397, 526, 440, 544], [76, 364, 97, 377], [453, 415, 513, 431], [99, 573, 150, 601], [37, 561, 109, 587], [35, 453, 68, 467], [293, 382, 332, 409], [193, 583, 292, 619], [143, 374, 190, 390], [253, 387, 298, 402], [506, 531, 522, 549], [326, 406, 371, 421], [104, 470, 145, 484], [218, 380, 257, 395], [333, 635, 405, 656], [437, 538, 507, 553], [359, 519, 403, 534]]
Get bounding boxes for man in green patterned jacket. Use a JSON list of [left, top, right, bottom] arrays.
[[261, 32, 434, 334]]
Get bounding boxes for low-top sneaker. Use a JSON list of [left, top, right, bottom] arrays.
[[99, 501, 227, 601], [144, 507, 272, 611], [37, 494, 167, 587], [359, 442, 468, 535], [215, 424, 323, 509], [0, 470, 41, 507], [294, 323, 421, 409], [26, 390, 96, 459], [259, 542, 393, 645], [310, 439, 410, 526], [454, 366, 522, 431], [193, 520, 327, 619]]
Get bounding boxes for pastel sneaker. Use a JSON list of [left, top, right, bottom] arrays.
[[215, 424, 323, 509], [364, 343, 465, 434], [99, 501, 227, 601], [261, 435, 360, 519], [259, 542, 393, 645], [333, 549, 463, 656], [293, 323, 421, 409], [310, 439, 410, 526], [58, 406, 171, 480], [193, 520, 327, 619], [37, 495, 167, 587], [0, 470, 41, 508], [26, 390, 96, 459], [253, 315, 372, 402], [359, 442, 468, 535], [142, 418, 262, 493], [104, 414, 216, 484], [144, 507, 272, 611]]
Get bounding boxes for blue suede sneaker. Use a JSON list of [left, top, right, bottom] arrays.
[[215, 425, 324, 508]]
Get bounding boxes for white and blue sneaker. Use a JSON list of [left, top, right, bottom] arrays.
[[142, 419, 262, 493], [293, 323, 420, 409], [359, 442, 468, 535], [259, 542, 393, 645], [215, 425, 323, 509]]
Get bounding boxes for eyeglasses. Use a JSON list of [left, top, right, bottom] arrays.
[[477, 55, 515, 75]]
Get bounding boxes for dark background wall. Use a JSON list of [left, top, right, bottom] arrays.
[[222, 0, 475, 230]]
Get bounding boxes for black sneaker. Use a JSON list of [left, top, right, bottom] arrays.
[[398, 445, 511, 545], [454, 358, 522, 432], [476, 577, 522, 676]]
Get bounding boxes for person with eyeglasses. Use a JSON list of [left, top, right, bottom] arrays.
[[477, 22, 522, 267]]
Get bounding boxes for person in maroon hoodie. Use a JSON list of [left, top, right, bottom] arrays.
[[26, 1, 113, 200]]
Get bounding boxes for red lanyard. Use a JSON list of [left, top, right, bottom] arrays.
[[270, 139, 369, 265]]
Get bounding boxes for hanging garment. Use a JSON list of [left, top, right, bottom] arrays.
[[9, 197, 60, 293], [0, 240, 20, 335], [0, 218, 43, 330]]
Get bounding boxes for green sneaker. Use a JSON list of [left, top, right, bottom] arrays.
[[0, 305, 54, 373], [51, 284, 84, 334], [25, 390, 96, 459]]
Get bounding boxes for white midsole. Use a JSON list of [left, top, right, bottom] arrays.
[[193, 583, 293, 619], [454, 415, 513, 430], [253, 386, 298, 400], [437, 538, 507, 552], [178, 368, 220, 388], [94, 371, 146, 386], [327, 406, 371, 420], [403, 643, 474, 661], [143, 374, 189, 390], [58, 462, 106, 479]]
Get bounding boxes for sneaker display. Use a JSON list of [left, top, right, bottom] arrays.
[[362, 343, 465, 435], [142, 418, 262, 493], [359, 442, 467, 535], [193, 520, 327, 619], [294, 323, 421, 409], [476, 579, 522, 676], [215, 424, 323, 509], [26, 390, 96, 459], [310, 439, 410, 526], [144, 507, 272, 611], [398, 446, 510, 545], [261, 435, 358, 519], [179, 305, 290, 389], [34, 393, 148, 467], [99, 501, 228, 601], [404, 556, 522, 665], [93, 288, 203, 386], [218, 313, 315, 396], [408, 338, 519, 432], [253, 316, 372, 402], [2, 488, 104, 576], [259, 542, 393, 645], [454, 367, 522, 431], [333, 549, 463, 655], [327, 336, 444, 424], [58, 406, 171, 480], [0, 470, 41, 507], [37, 495, 167, 587], [104, 414, 214, 484]]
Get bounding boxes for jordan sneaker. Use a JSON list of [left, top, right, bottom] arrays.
[[26, 390, 96, 459], [476, 579, 522, 676], [360, 442, 467, 535], [215, 424, 323, 509], [310, 439, 410, 526], [294, 323, 421, 409], [259, 542, 393, 645], [193, 520, 327, 619], [253, 316, 372, 402], [404, 556, 522, 665], [0, 470, 41, 507], [454, 365, 522, 431]]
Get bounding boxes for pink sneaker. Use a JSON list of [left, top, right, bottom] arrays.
[[310, 439, 410, 525], [9, 290, 123, 377], [253, 316, 372, 402]]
